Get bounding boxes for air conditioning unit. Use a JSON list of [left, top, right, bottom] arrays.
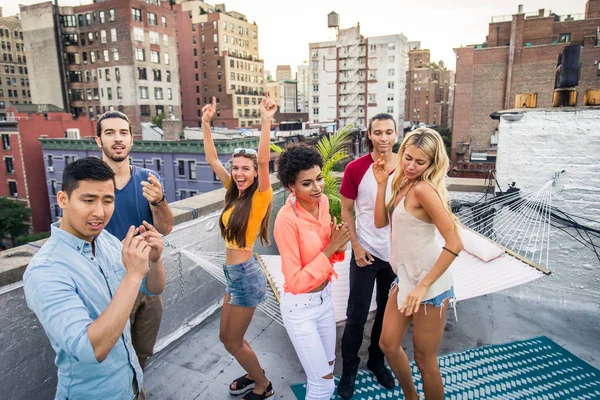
[[47, 166, 54, 172]]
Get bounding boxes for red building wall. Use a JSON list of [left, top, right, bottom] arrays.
[[7, 107, 96, 232]]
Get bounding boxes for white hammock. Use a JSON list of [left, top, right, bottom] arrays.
[[176, 173, 562, 326]]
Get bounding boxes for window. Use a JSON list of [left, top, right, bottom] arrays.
[[1, 136, 9, 151], [164, 53, 170, 65], [153, 69, 162, 81], [103, 49, 109, 62], [312, 108, 319, 115], [8, 181, 17, 197], [100, 30, 107, 43], [166, 70, 171, 82], [163, 34, 169, 46], [178, 160, 185, 176], [387, 81, 395, 89], [151, 51, 160, 64], [388, 68, 395, 76], [47, 154, 53, 167], [154, 87, 163, 99], [388, 55, 395, 63], [139, 86, 149, 99], [167, 88, 172, 100], [134, 27, 144, 41], [313, 96, 319, 103], [155, 159, 161, 172], [140, 105, 151, 116], [105, 68, 111, 81], [112, 48, 119, 61], [161, 16, 167, 28], [90, 51, 96, 64], [558, 33, 571, 43], [109, 8, 115, 22], [135, 48, 145, 61], [387, 106, 394, 113], [132, 8, 142, 22], [85, 13, 92, 25], [107, 88, 112, 100], [148, 12, 157, 26], [188, 161, 196, 179], [313, 85, 319, 92], [5, 157, 14, 173], [387, 94, 394, 101], [214, 47, 218, 55], [117, 86, 122, 99], [149, 31, 159, 44], [138, 67, 147, 80]]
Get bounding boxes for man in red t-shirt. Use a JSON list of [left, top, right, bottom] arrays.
[[337, 114, 399, 399]]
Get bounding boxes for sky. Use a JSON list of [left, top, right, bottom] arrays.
[[4, 0, 588, 74]]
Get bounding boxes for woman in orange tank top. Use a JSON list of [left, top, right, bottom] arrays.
[[202, 94, 275, 400]]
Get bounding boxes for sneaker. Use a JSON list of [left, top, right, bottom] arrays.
[[367, 361, 395, 390], [337, 372, 356, 399]]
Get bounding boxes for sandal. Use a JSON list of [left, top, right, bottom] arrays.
[[240, 382, 274, 400], [229, 373, 256, 396]]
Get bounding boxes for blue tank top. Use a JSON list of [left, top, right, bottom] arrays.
[[105, 166, 159, 241]]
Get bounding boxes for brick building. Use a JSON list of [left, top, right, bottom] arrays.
[[276, 65, 292, 81], [0, 7, 32, 119], [174, 1, 264, 129], [405, 42, 454, 129], [20, 0, 181, 136], [0, 104, 95, 233], [452, 0, 600, 177]]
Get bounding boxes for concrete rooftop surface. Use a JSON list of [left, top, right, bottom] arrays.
[[144, 290, 600, 400]]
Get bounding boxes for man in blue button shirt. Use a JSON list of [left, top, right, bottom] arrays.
[[95, 111, 173, 386], [24, 157, 166, 400]]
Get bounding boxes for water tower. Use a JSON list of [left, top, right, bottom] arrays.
[[328, 11, 339, 38]]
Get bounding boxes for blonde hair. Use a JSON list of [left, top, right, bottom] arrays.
[[388, 128, 452, 216]]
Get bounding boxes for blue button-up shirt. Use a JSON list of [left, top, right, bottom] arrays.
[[24, 226, 151, 400]]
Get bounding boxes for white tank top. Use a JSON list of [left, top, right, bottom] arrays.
[[389, 185, 453, 309]]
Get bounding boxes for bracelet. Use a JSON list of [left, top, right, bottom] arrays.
[[442, 246, 459, 257], [151, 193, 165, 207]]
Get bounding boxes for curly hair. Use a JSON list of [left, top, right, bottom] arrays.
[[276, 144, 323, 188]]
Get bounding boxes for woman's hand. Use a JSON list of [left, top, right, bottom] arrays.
[[201, 96, 217, 125], [259, 92, 277, 120], [372, 154, 389, 185], [399, 284, 429, 316], [329, 217, 350, 250]]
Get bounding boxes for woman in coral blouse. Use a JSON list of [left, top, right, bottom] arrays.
[[273, 144, 350, 400]]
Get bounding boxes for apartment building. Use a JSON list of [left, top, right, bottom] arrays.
[[309, 23, 408, 129], [405, 42, 454, 129], [296, 64, 309, 112], [0, 7, 32, 119], [20, 0, 181, 136], [175, 1, 264, 129]]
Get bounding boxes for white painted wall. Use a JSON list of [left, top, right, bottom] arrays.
[[495, 108, 600, 308], [309, 41, 337, 123]]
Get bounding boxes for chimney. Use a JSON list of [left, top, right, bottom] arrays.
[[518, 4, 523, 13], [162, 118, 182, 141]]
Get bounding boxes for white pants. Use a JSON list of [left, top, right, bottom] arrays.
[[281, 283, 336, 400]]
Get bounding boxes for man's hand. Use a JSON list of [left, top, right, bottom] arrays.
[[259, 92, 277, 120], [121, 226, 150, 280], [139, 221, 163, 263], [353, 243, 375, 267], [142, 173, 164, 205]]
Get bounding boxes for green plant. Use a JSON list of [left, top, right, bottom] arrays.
[[271, 124, 355, 221], [152, 113, 166, 129], [0, 197, 31, 247], [16, 231, 50, 246]]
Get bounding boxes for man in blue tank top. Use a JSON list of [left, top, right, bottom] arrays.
[[96, 111, 173, 399]]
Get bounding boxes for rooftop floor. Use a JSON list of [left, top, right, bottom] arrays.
[[145, 289, 600, 399]]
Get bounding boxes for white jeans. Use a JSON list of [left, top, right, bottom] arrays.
[[281, 283, 336, 400]]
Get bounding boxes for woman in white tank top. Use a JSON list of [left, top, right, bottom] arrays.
[[372, 128, 463, 400]]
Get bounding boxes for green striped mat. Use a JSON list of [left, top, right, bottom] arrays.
[[291, 336, 600, 399]]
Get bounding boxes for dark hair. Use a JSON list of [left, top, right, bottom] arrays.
[[366, 113, 397, 152], [96, 111, 131, 137], [61, 157, 115, 197], [276, 144, 324, 188], [219, 153, 271, 248]]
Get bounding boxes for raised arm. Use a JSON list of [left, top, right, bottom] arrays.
[[401, 182, 463, 316], [202, 97, 230, 185], [257, 93, 277, 192], [372, 154, 390, 228]]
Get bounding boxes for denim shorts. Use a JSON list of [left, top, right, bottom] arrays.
[[392, 277, 455, 307], [223, 255, 267, 308]]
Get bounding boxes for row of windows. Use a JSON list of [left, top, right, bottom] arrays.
[[133, 28, 170, 46], [0, 77, 29, 87], [1, 53, 26, 64], [61, 9, 116, 27], [0, 89, 30, 99], [132, 8, 168, 28], [0, 30, 22, 40], [138, 86, 174, 100], [135, 48, 170, 64], [1, 41, 25, 52], [66, 48, 120, 67], [191, 18, 257, 39], [137, 67, 172, 82]]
